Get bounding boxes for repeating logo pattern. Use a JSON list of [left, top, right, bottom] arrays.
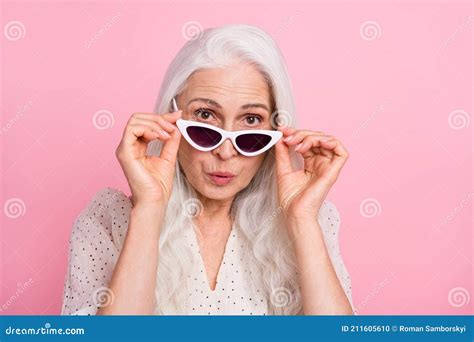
[[3, 198, 26, 219], [270, 287, 293, 308], [92, 287, 115, 307], [360, 20, 382, 41], [270, 109, 293, 129], [448, 110, 470, 130], [182, 198, 204, 218], [92, 110, 115, 130], [359, 198, 381, 218], [4, 21, 26, 41], [181, 21, 203, 41], [448, 287, 470, 308]]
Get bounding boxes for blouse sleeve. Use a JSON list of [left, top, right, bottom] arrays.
[[61, 187, 131, 315], [317, 200, 354, 312]]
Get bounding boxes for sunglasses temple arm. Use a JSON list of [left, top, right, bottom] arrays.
[[171, 97, 179, 112]]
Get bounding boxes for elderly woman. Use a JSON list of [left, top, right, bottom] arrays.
[[61, 24, 353, 315]]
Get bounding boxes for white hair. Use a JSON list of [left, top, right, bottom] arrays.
[[146, 24, 303, 315]]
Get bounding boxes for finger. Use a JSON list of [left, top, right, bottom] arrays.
[[132, 113, 178, 132], [320, 139, 349, 169], [319, 139, 349, 158], [306, 144, 333, 159], [160, 110, 182, 123], [297, 139, 331, 159], [313, 139, 350, 182], [295, 135, 332, 154], [277, 125, 297, 137], [318, 145, 333, 158], [295, 136, 343, 161], [285, 131, 333, 146], [274, 139, 294, 177], [132, 110, 182, 125], [129, 118, 173, 136], [282, 129, 313, 142], [283, 130, 331, 144], [156, 115, 178, 131], [159, 128, 182, 164], [123, 124, 164, 146]]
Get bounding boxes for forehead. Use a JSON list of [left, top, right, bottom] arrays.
[[183, 64, 271, 105]]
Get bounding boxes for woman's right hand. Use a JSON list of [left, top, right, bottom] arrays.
[[115, 110, 183, 207]]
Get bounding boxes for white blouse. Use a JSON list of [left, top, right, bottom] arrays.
[[61, 187, 353, 315]]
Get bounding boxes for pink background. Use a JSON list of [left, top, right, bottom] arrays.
[[1, 0, 472, 315]]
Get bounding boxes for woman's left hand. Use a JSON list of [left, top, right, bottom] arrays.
[[274, 126, 350, 221]]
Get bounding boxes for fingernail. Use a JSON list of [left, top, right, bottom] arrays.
[[162, 131, 170, 138], [295, 143, 302, 151], [283, 136, 293, 142]]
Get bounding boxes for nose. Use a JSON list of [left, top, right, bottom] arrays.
[[212, 138, 238, 160]]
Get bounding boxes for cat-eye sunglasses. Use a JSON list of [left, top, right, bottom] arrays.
[[171, 97, 282, 157]]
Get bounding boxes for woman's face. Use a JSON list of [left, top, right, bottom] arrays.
[[176, 63, 274, 202]]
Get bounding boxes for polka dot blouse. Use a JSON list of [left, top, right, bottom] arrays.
[[61, 187, 353, 315]]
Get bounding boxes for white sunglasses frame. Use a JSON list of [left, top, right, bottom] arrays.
[[171, 97, 282, 157]]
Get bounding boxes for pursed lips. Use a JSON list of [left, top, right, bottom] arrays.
[[207, 171, 236, 178]]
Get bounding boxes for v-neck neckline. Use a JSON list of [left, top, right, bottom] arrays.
[[190, 222, 235, 293]]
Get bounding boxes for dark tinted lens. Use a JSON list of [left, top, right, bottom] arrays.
[[235, 133, 272, 153], [186, 126, 222, 148]]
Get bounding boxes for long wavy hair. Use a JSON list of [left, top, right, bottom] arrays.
[[146, 24, 303, 315]]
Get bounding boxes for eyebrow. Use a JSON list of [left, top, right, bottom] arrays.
[[187, 97, 270, 113]]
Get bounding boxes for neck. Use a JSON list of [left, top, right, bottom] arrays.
[[193, 193, 234, 229]]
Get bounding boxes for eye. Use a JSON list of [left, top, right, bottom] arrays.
[[244, 115, 263, 126], [194, 108, 215, 121]]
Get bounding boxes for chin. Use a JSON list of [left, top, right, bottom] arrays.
[[199, 185, 239, 201]]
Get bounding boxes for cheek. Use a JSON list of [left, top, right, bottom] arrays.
[[177, 145, 201, 174], [239, 155, 265, 179]]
